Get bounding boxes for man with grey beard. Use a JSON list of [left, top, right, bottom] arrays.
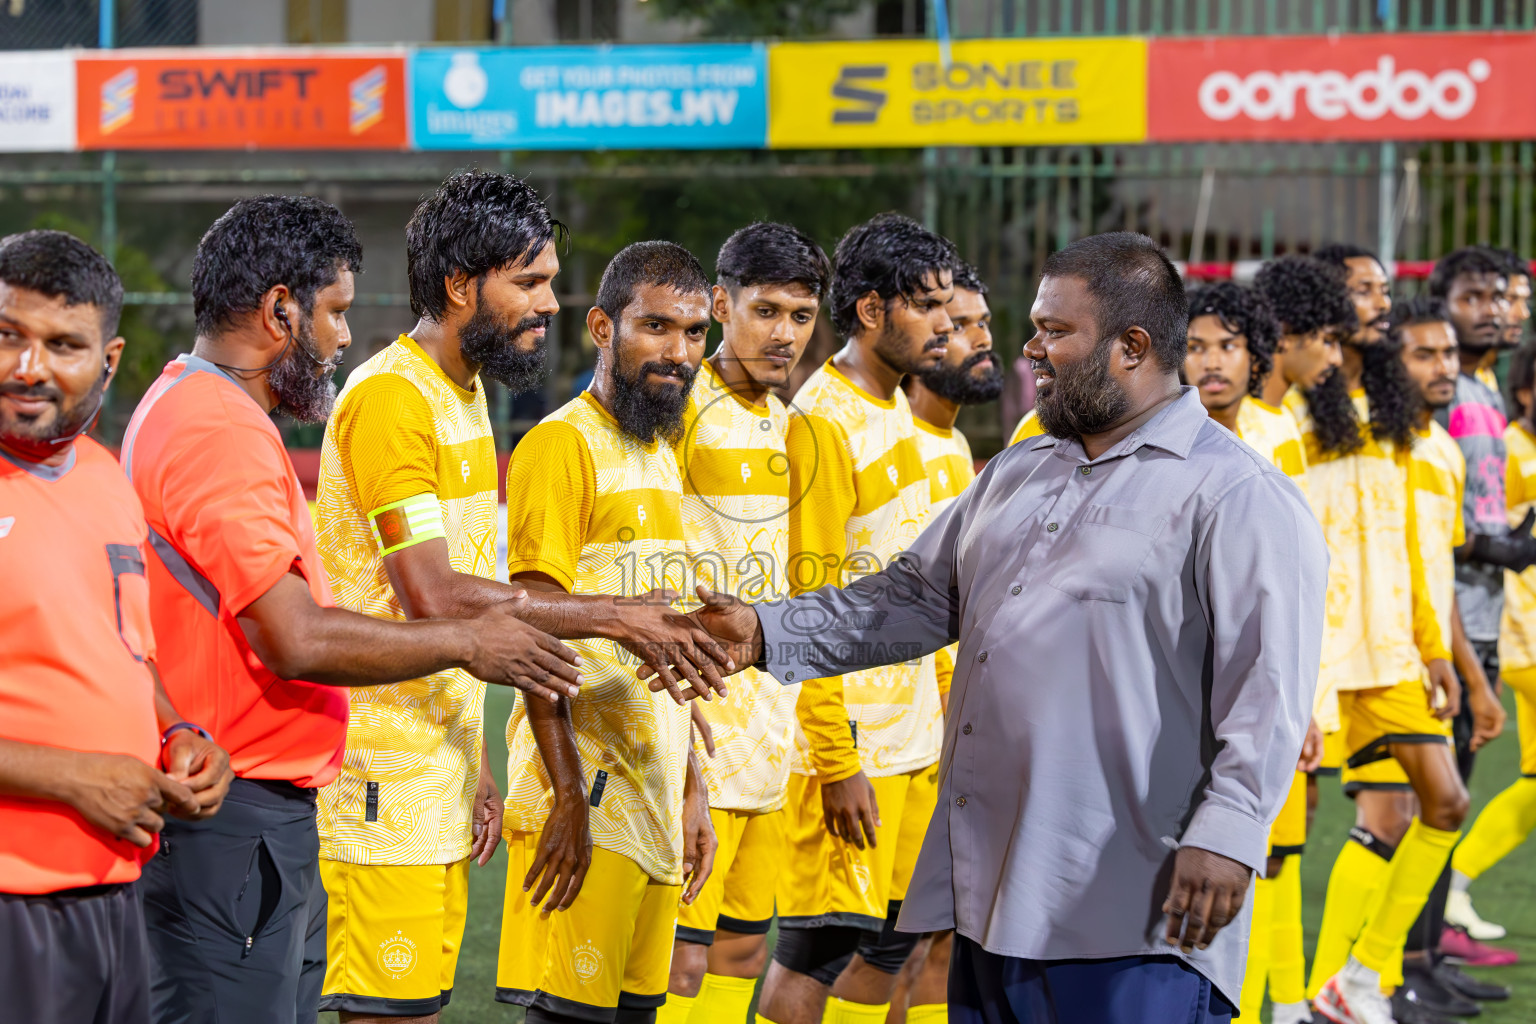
[[688, 231, 1327, 1023]]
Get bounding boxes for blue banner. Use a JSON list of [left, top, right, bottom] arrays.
[[411, 44, 767, 150]]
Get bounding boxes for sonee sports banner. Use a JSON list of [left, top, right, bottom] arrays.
[[767, 37, 1148, 148]]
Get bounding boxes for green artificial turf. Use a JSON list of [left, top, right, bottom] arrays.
[[321, 686, 1536, 1023]]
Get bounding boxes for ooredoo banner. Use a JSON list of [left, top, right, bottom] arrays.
[[768, 38, 1147, 148], [411, 45, 767, 150], [0, 52, 76, 152], [1148, 33, 1536, 141], [75, 50, 409, 150]]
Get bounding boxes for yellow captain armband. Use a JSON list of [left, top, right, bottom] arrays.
[[370, 493, 446, 556]]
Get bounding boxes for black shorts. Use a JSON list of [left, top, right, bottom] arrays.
[[140, 777, 327, 1024], [0, 881, 150, 1024]]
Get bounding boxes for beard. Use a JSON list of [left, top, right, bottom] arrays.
[[268, 315, 342, 424], [460, 300, 552, 395], [608, 330, 698, 446], [0, 367, 107, 457], [1033, 336, 1130, 439], [918, 350, 1005, 405], [873, 319, 946, 376]]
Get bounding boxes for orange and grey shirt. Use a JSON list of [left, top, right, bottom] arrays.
[[0, 439, 161, 893], [123, 355, 347, 789]]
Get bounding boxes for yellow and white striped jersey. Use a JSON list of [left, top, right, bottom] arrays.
[[1411, 421, 1467, 656], [786, 361, 941, 782], [502, 392, 692, 885], [315, 335, 498, 866], [913, 416, 976, 700], [1286, 388, 1449, 729], [1500, 422, 1536, 673], [1008, 409, 1043, 447], [677, 359, 800, 814], [1235, 396, 1306, 478]]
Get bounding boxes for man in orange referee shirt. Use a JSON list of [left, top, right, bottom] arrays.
[[0, 230, 232, 1024]]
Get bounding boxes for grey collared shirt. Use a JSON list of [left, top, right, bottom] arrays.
[[755, 387, 1326, 1007]]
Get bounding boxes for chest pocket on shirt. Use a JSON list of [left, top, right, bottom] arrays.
[[106, 544, 152, 662], [1045, 504, 1168, 603]]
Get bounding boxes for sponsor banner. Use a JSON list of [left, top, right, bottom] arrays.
[[76, 49, 408, 150], [411, 45, 767, 150], [0, 52, 77, 152], [767, 38, 1147, 148], [1148, 33, 1536, 141]]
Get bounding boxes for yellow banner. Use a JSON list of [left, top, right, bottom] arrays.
[[768, 38, 1148, 148]]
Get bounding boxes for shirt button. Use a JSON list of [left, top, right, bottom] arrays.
[[1046, 522, 1059, 532], [1080, 465, 1092, 476], [1011, 585, 1021, 595], [784, 671, 794, 680], [962, 723, 973, 734], [956, 796, 967, 807], [978, 651, 988, 663]]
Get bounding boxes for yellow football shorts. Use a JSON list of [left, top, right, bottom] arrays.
[[1505, 666, 1536, 777], [318, 858, 469, 1016], [676, 807, 782, 944], [1339, 678, 1452, 792], [1317, 727, 1348, 774], [777, 760, 940, 930], [1268, 771, 1308, 857], [496, 833, 680, 1017]]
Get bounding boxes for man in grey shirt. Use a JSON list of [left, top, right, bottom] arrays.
[[686, 232, 1328, 1022]]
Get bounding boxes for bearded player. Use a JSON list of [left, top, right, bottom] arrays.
[[757, 213, 955, 1024], [314, 176, 731, 1022], [497, 242, 723, 1024], [1253, 254, 1463, 1024]]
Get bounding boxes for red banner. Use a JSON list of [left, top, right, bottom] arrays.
[[76, 50, 408, 150], [1148, 33, 1536, 142]]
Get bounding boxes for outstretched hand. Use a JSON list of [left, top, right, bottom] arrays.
[[1163, 846, 1252, 953], [466, 593, 583, 703], [615, 589, 734, 705]]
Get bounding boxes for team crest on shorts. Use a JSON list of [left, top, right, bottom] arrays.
[[377, 930, 418, 979], [851, 861, 873, 894], [572, 940, 605, 984]]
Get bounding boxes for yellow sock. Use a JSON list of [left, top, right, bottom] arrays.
[[1454, 777, 1536, 881], [690, 973, 757, 1024], [1307, 835, 1389, 998], [1240, 874, 1275, 1020], [1352, 819, 1461, 975], [908, 1005, 949, 1023], [656, 992, 698, 1024], [823, 996, 892, 1023], [1269, 855, 1307, 1005]]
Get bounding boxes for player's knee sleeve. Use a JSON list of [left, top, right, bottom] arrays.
[[770, 923, 863, 987], [855, 901, 923, 975]]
